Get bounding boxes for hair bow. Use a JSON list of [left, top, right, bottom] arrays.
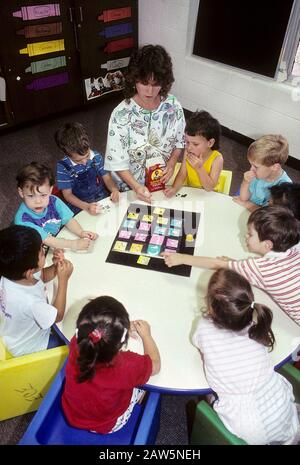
[[88, 328, 102, 344]]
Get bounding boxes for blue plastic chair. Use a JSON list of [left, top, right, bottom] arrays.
[[19, 361, 161, 445]]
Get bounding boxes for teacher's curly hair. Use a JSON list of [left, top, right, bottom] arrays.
[[124, 44, 174, 100]]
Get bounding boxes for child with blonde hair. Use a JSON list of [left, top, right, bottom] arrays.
[[193, 268, 300, 444], [234, 134, 291, 211], [164, 110, 223, 197]]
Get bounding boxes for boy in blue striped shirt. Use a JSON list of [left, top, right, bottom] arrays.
[[55, 122, 119, 215]]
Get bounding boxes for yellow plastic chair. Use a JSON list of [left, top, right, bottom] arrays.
[[167, 163, 232, 195], [0, 337, 68, 420]]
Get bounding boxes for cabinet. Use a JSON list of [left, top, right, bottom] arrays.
[[0, 0, 138, 126]]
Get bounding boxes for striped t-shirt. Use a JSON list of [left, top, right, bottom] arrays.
[[193, 317, 300, 444], [228, 247, 300, 325]]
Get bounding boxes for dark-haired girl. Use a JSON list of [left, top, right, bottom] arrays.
[[192, 269, 300, 445], [62, 296, 160, 434]]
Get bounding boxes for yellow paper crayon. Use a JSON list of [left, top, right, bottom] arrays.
[[19, 39, 65, 57]]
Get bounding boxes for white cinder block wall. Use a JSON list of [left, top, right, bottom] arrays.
[[139, 0, 300, 160]]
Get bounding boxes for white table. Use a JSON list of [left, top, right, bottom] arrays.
[[49, 187, 300, 393]]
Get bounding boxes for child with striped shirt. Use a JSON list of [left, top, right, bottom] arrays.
[[192, 268, 300, 444], [163, 206, 300, 325], [55, 122, 119, 215]]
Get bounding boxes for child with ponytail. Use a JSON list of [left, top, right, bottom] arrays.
[[192, 268, 300, 445], [62, 296, 160, 434]]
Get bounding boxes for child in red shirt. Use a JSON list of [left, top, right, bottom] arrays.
[[62, 296, 160, 434]]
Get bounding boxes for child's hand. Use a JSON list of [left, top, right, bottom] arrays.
[[161, 252, 184, 267], [80, 230, 99, 241], [243, 170, 256, 183], [163, 187, 176, 198], [130, 320, 151, 339], [232, 196, 247, 207], [56, 259, 73, 282], [162, 160, 175, 184], [87, 202, 102, 215], [52, 248, 65, 264], [135, 185, 152, 203], [110, 190, 120, 203], [74, 238, 91, 250], [187, 153, 203, 170]]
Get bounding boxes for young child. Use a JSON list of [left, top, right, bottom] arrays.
[[163, 206, 300, 325], [234, 134, 292, 212], [164, 110, 223, 197], [62, 296, 161, 434], [14, 162, 98, 251], [193, 268, 300, 445], [0, 225, 73, 356], [55, 122, 119, 215], [269, 182, 300, 220]]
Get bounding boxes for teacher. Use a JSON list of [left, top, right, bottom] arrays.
[[105, 44, 185, 203]]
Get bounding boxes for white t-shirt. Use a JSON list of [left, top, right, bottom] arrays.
[[0, 276, 57, 356], [193, 317, 300, 445]]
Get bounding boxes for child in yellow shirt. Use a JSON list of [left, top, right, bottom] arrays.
[[164, 110, 223, 197]]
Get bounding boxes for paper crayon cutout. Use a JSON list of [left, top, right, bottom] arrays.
[[26, 72, 69, 91], [25, 56, 66, 74], [97, 7, 131, 23], [19, 39, 65, 57], [118, 230, 131, 239], [104, 37, 134, 54], [101, 57, 130, 71], [13, 4, 60, 21], [137, 256, 150, 265], [98, 23, 133, 39], [130, 243, 143, 254], [17, 22, 62, 39]]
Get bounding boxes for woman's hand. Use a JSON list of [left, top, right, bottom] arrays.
[[135, 185, 152, 203]]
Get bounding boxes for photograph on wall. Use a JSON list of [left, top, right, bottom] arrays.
[[84, 70, 125, 100]]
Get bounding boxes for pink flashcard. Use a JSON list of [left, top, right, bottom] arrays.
[[119, 230, 131, 239], [134, 233, 147, 242], [139, 222, 151, 231], [164, 248, 176, 254], [166, 238, 178, 248], [150, 234, 164, 245]]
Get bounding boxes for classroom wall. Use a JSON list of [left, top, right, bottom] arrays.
[[139, 0, 300, 161]]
